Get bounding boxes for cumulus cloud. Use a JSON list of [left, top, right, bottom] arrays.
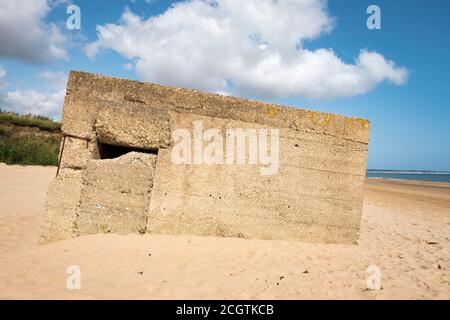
[[0, 70, 67, 119], [1, 89, 65, 118], [0, 0, 67, 63], [85, 0, 407, 100]]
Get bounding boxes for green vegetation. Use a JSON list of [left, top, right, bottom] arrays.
[[0, 109, 61, 132], [0, 110, 61, 166], [0, 126, 60, 166]]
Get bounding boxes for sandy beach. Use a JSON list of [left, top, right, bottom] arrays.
[[0, 164, 448, 299]]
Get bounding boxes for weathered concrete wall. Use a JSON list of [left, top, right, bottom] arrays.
[[40, 71, 370, 244]]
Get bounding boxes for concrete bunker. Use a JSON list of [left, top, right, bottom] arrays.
[[40, 71, 370, 244]]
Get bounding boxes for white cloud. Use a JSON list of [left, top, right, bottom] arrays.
[[1, 89, 65, 118], [0, 0, 68, 63], [0, 65, 7, 89], [0, 71, 67, 119], [122, 62, 134, 71], [38, 70, 68, 89], [0, 66, 6, 78], [86, 0, 407, 100]]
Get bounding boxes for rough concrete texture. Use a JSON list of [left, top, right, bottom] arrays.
[[147, 113, 364, 243], [59, 136, 99, 170], [95, 101, 171, 150], [76, 152, 156, 235], [40, 169, 83, 243], [40, 70, 370, 244]]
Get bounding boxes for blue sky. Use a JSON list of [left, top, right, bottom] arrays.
[[0, 0, 449, 170]]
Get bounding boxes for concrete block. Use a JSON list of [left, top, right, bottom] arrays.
[[95, 101, 170, 150], [39, 169, 83, 243], [59, 136, 99, 169], [76, 152, 156, 235]]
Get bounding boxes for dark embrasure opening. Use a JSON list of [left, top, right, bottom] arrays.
[[97, 141, 158, 159]]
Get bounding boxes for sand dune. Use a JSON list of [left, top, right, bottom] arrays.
[[0, 164, 448, 299]]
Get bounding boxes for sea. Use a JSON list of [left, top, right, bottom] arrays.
[[366, 170, 450, 183]]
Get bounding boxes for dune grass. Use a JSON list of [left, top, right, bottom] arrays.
[[0, 109, 61, 132], [0, 111, 61, 166]]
